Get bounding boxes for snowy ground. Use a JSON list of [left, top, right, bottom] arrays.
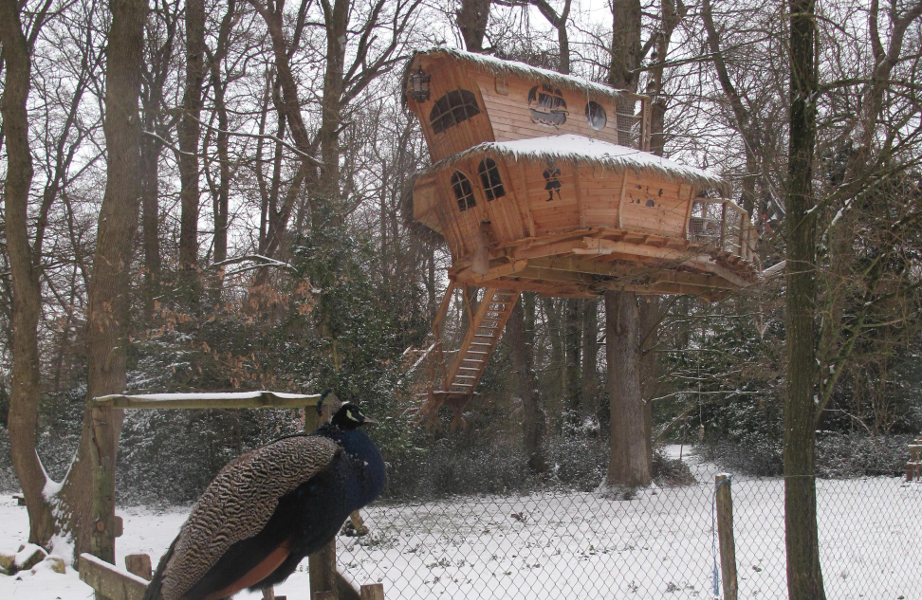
[[1, 446, 918, 599]]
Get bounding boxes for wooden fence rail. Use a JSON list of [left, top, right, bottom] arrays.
[[79, 552, 385, 600]]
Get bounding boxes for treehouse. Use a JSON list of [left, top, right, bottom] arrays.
[[404, 49, 759, 427]]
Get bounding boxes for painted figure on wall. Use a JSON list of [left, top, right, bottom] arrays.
[[543, 164, 562, 201]]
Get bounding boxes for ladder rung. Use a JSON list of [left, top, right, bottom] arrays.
[[451, 383, 474, 387], [471, 342, 492, 346], [458, 367, 479, 371], [462, 358, 485, 363], [466, 351, 488, 355], [455, 375, 476, 379], [474, 334, 495, 338]]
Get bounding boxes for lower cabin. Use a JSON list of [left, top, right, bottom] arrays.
[[413, 134, 759, 298]]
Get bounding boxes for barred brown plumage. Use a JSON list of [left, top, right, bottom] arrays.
[[159, 435, 340, 600], [143, 402, 385, 600]]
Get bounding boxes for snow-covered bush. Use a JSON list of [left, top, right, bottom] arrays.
[[0, 427, 17, 493], [815, 433, 915, 478]]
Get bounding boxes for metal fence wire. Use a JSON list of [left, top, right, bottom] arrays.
[[336, 457, 920, 600]]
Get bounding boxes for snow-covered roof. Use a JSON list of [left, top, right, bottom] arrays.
[[405, 47, 634, 105], [422, 135, 726, 191]]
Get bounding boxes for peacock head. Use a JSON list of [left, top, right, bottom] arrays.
[[330, 403, 378, 430]]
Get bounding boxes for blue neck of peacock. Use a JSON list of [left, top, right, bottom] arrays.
[[326, 427, 386, 506]]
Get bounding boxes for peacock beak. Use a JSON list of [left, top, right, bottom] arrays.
[[362, 416, 379, 425]]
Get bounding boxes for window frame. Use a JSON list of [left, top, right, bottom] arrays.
[[477, 158, 506, 201], [429, 89, 481, 135], [585, 101, 607, 131], [450, 170, 477, 212]]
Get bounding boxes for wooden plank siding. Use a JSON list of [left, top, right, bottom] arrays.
[[407, 56, 645, 162], [408, 61, 496, 163], [474, 72, 641, 149]]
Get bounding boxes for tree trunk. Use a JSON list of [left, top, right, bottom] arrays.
[[457, 0, 491, 52], [178, 0, 206, 271], [564, 299, 581, 418], [318, 0, 348, 221], [541, 297, 564, 403], [507, 299, 547, 474], [139, 129, 163, 320], [580, 300, 599, 415], [784, 0, 826, 597], [605, 290, 651, 487], [0, 0, 56, 547], [605, 0, 649, 488], [210, 0, 236, 274], [60, 0, 147, 562]]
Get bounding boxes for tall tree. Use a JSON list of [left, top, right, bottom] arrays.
[[506, 298, 547, 473], [0, 0, 55, 547], [61, 0, 148, 560], [178, 0, 206, 271], [139, 0, 180, 317], [783, 0, 825, 596], [604, 0, 651, 487]]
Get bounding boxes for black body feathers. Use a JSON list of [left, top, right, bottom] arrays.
[[144, 403, 385, 600]]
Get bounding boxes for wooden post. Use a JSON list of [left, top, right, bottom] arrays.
[[360, 583, 385, 600], [90, 400, 118, 600], [123, 554, 151, 581], [78, 554, 148, 600], [309, 392, 340, 599], [715, 474, 738, 600], [639, 96, 652, 151], [908, 439, 921, 482]]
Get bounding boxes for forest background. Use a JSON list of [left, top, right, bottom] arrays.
[[0, 0, 920, 594]]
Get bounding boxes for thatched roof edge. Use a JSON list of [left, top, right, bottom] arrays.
[[402, 47, 634, 107], [417, 137, 727, 194]]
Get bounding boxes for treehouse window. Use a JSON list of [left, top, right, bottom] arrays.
[[585, 101, 607, 131], [477, 158, 505, 201], [430, 90, 481, 134], [528, 84, 568, 127], [451, 171, 476, 212]]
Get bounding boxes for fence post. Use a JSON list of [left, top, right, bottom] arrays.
[[309, 394, 340, 599], [124, 554, 151, 581], [908, 438, 921, 482], [715, 474, 738, 600], [360, 583, 385, 600]]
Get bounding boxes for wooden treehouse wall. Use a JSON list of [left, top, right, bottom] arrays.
[[409, 58, 648, 163]]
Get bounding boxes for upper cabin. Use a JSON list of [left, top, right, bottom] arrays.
[[404, 48, 651, 162]]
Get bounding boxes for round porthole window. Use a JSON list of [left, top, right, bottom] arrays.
[[585, 101, 607, 131]]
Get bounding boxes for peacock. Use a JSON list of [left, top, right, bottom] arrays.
[[143, 399, 386, 600]]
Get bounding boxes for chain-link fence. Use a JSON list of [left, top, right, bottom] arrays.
[[338, 452, 920, 599]]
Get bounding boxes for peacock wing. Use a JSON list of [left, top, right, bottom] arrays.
[[160, 435, 340, 600]]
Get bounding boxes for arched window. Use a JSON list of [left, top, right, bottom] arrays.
[[477, 158, 505, 201], [451, 171, 476, 212], [430, 90, 481, 134], [585, 101, 607, 131]]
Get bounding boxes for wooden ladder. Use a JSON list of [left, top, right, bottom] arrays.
[[420, 286, 520, 428]]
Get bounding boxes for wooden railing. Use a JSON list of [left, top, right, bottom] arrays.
[[612, 92, 652, 152], [687, 198, 758, 263]]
